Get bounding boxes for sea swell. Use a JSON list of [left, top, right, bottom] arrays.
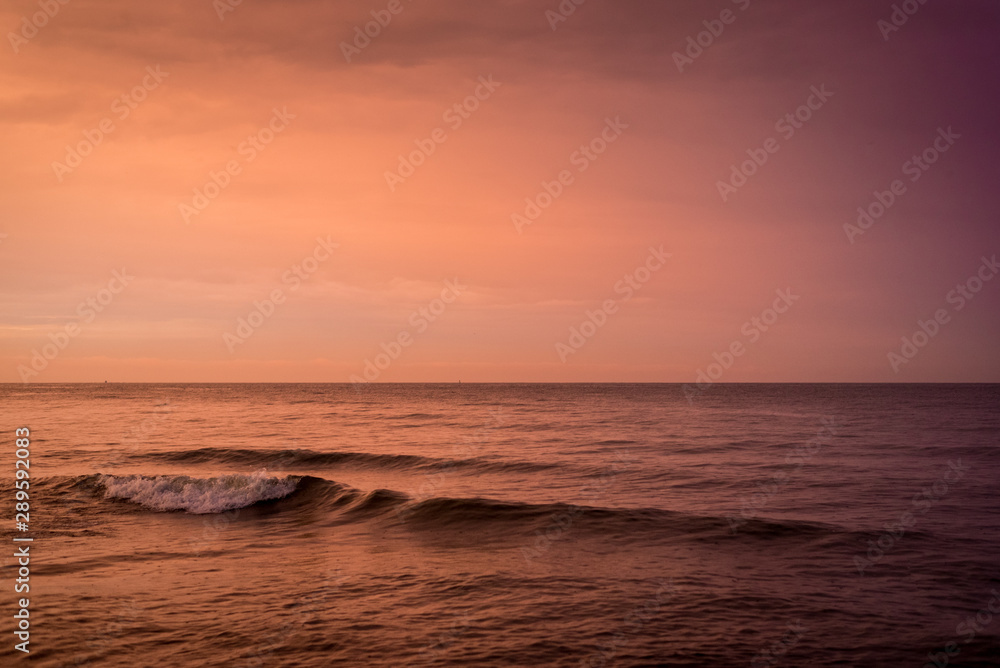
[[31, 473, 890, 546], [125, 447, 561, 475]]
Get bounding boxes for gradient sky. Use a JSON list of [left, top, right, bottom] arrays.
[[2, 0, 999, 382]]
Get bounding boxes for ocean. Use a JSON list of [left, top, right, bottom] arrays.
[[2, 383, 998, 667]]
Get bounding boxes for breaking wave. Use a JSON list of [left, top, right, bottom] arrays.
[[96, 471, 299, 514]]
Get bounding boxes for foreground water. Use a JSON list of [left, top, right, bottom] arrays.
[[1, 383, 998, 666]]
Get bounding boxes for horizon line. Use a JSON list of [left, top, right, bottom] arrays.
[[4, 381, 999, 386]]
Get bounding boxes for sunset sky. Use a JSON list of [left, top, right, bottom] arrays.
[[2, 0, 998, 382]]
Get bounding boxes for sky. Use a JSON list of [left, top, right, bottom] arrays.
[[1, 0, 999, 382]]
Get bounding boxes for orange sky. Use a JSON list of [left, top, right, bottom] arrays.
[[2, 0, 999, 382]]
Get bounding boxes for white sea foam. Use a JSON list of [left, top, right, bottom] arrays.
[[98, 471, 298, 514]]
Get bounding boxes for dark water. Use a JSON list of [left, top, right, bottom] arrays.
[[1, 384, 998, 667]]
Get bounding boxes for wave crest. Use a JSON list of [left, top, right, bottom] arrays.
[[96, 471, 298, 514]]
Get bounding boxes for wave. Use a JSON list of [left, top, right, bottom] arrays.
[[33, 473, 887, 545], [395, 495, 857, 543], [95, 471, 298, 514], [125, 447, 560, 474]]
